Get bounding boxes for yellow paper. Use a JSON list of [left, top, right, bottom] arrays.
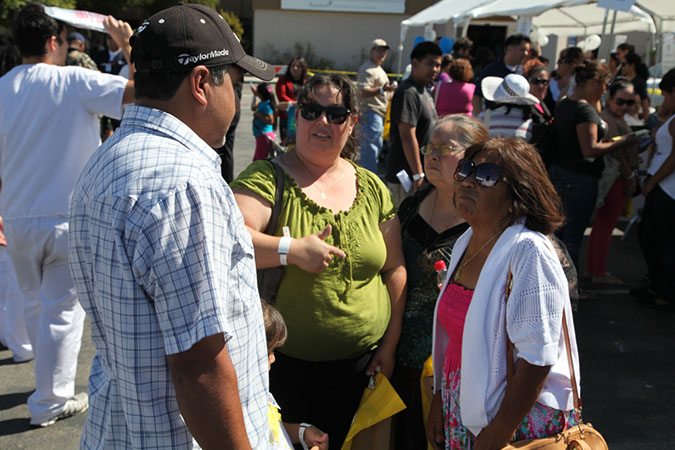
[[341, 372, 406, 450]]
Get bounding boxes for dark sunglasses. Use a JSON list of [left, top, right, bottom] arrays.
[[614, 98, 636, 106], [454, 159, 508, 187], [299, 103, 351, 124], [530, 78, 550, 86]]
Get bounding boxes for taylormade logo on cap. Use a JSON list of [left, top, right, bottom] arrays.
[[177, 48, 230, 65]]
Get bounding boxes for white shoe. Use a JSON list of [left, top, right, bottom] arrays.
[[30, 392, 89, 427]]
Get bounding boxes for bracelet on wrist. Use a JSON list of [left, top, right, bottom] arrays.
[[412, 173, 425, 181], [278, 236, 293, 266], [298, 423, 313, 450]]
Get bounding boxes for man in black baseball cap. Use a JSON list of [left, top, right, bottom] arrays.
[[70, 4, 275, 448]]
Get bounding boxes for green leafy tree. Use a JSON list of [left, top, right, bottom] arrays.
[[1, 0, 75, 22]]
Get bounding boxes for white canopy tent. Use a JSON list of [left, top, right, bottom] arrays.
[[637, 1, 675, 33], [397, 0, 660, 73]]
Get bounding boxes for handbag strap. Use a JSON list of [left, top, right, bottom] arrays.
[[504, 262, 582, 412], [264, 160, 285, 235]]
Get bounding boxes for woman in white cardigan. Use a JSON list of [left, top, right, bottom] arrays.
[[426, 137, 581, 450]]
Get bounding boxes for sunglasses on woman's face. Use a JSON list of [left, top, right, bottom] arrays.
[[454, 159, 508, 187], [299, 102, 351, 124], [420, 143, 464, 156], [614, 98, 636, 106], [530, 78, 550, 86]]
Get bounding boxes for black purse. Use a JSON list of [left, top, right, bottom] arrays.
[[256, 160, 286, 303]]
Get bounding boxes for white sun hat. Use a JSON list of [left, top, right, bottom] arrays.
[[481, 73, 540, 105]]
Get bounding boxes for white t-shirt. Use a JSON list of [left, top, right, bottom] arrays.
[[0, 63, 127, 219], [649, 114, 675, 200]]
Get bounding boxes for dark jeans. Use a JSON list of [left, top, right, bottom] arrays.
[[638, 184, 675, 301], [269, 350, 372, 449], [549, 164, 599, 269]]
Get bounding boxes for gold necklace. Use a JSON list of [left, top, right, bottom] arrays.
[[453, 228, 504, 281], [293, 151, 344, 200]]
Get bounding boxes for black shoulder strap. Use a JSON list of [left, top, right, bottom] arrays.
[[264, 160, 285, 235]]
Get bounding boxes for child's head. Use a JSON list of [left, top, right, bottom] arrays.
[[261, 300, 287, 368], [256, 82, 274, 102]]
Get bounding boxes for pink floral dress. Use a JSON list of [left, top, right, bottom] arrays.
[[438, 281, 579, 449]]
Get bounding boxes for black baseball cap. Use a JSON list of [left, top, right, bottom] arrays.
[[130, 3, 275, 80]]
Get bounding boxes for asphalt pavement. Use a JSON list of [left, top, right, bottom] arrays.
[[1, 86, 674, 449]]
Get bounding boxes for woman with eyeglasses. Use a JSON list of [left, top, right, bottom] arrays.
[[427, 137, 581, 450], [586, 78, 640, 286], [231, 73, 406, 448], [391, 115, 487, 450], [549, 60, 638, 280]]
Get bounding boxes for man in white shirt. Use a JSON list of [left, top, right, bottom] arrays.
[[0, 3, 134, 427], [357, 38, 396, 173]]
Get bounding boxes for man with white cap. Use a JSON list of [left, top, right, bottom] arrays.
[[69, 3, 276, 448], [357, 38, 396, 173], [478, 73, 539, 141]]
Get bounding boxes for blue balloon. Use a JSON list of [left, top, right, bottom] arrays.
[[439, 37, 454, 54], [413, 35, 424, 48]]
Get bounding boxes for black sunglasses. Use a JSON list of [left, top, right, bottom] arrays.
[[530, 78, 550, 86], [454, 159, 508, 187], [298, 103, 351, 124], [614, 98, 636, 106]]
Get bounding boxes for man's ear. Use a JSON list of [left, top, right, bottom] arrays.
[[189, 66, 210, 107], [45, 35, 58, 55]]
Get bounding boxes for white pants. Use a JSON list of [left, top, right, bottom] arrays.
[[4, 217, 85, 423], [0, 249, 33, 361]]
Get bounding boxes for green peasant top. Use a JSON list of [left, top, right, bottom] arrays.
[[231, 160, 397, 361]]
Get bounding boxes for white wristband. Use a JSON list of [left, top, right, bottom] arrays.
[[279, 254, 288, 266], [278, 236, 292, 254], [298, 423, 313, 450], [412, 172, 425, 181]]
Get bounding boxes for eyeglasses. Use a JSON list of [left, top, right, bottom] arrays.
[[454, 159, 508, 187], [613, 98, 636, 106], [530, 78, 550, 86], [298, 103, 351, 125], [420, 143, 464, 156]]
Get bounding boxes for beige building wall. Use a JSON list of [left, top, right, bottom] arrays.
[[252, 0, 436, 73]]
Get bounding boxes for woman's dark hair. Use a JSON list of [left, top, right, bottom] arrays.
[[261, 301, 287, 352], [13, 3, 66, 58], [441, 54, 453, 70], [573, 59, 610, 86], [609, 52, 619, 65], [286, 56, 308, 81], [607, 76, 634, 98], [464, 137, 565, 235], [296, 73, 360, 160], [557, 47, 583, 65], [659, 68, 675, 94], [617, 43, 635, 53], [624, 52, 641, 67], [0, 43, 21, 77], [134, 64, 230, 101], [448, 58, 473, 82]]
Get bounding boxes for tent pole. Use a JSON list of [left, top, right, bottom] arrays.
[[600, 8, 610, 60], [608, 10, 618, 54]]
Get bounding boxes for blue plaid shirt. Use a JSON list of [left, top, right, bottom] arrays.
[[70, 105, 269, 449]]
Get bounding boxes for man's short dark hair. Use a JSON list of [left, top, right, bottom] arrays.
[[133, 64, 230, 101], [410, 41, 442, 61], [504, 34, 531, 49], [453, 37, 473, 53], [13, 3, 65, 58]]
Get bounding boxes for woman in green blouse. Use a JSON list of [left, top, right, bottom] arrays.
[[232, 74, 406, 448]]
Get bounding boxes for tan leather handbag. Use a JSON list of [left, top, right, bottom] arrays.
[[501, 269, 608, 450]]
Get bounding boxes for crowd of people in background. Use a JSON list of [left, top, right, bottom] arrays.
[[0, 3, 674, 450]]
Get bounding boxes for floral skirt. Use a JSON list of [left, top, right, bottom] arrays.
[[442, 368, 579, 449]]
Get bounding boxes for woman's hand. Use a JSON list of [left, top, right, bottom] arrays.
[[288, 225, 346, 273], [474, 420, 515, 450], [427, 392, 444, 449], [642, 177, 657, 196], [365, 341, 396, 378], [304, 426, 329, 450]]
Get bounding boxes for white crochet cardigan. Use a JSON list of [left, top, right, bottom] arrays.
[[431, 219, 580, 437]]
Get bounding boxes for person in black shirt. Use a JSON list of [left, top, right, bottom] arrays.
[[473, 34, 531, 114], [623, 52, 650, 120], [549, 60, 638, 270], [386, 41, 442, 204]]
